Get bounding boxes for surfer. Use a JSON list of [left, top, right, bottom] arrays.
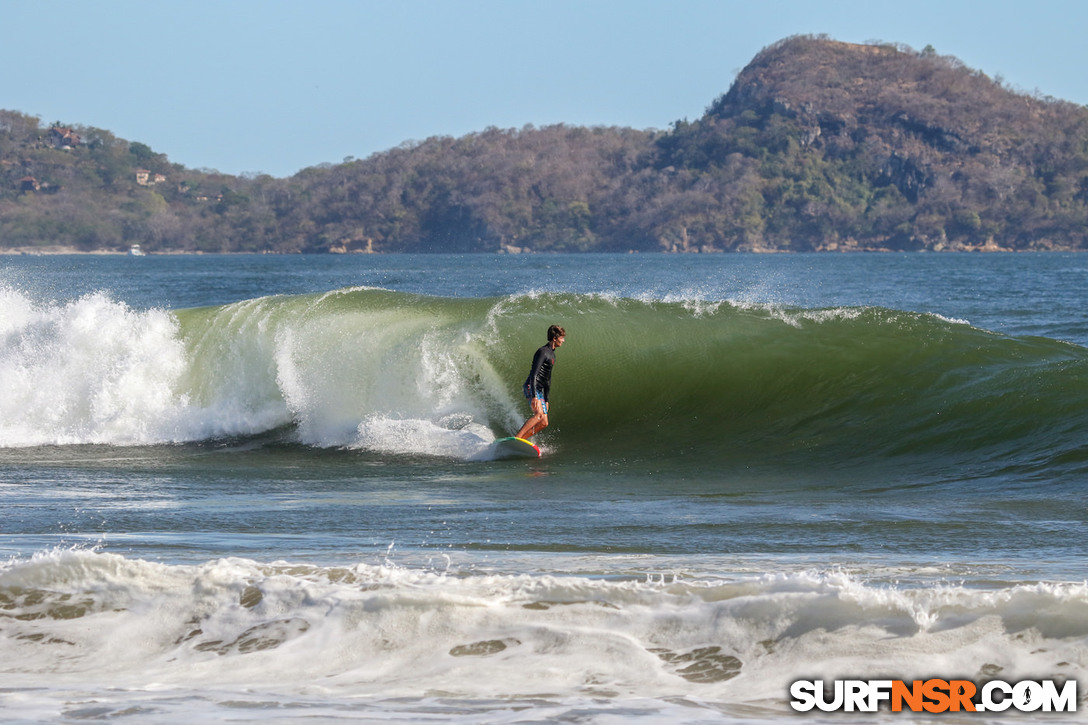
[[515, 325, 565, 439]]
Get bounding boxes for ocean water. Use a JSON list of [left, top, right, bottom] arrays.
[[1, 252, 1087, 722]]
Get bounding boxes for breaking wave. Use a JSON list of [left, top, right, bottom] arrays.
[[3, 285, 1087, 477]]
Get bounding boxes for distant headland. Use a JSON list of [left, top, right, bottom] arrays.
[[4, 35, 1088, 254]]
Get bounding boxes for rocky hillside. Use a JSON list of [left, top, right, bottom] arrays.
[[653, 36, 1088, 251], [3, 35, 1087, 253]]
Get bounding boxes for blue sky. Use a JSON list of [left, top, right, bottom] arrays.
[[5, 0, 1086, 177]]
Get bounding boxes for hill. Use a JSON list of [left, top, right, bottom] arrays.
[[3, 35, 1088, 253], [654, 36, 1088, 251]]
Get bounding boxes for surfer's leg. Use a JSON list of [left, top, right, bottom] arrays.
[[516, 396, 548, 438], [516, 412, 545, 438]]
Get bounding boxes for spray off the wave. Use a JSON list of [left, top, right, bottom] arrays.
[[0, 287, 518, 452], [0, 288, 188, 446]]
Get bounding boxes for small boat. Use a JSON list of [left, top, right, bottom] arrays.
[[128, 244, 146, 256]]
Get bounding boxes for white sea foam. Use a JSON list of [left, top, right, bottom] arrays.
[[0, 289, 190, 446], [2, 549, 1086, 722], [0, 288, 521, 453], [352, 414, 496, 458]]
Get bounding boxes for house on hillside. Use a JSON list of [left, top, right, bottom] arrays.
[[135, 169, 166, 186], [19, 176, 40, 193], [49, 126, 80, 149]]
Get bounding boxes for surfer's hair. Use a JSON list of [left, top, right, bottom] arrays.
[[547, 325, 565, 342]]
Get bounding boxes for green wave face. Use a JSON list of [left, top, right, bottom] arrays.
[[169, 289, 1088, 475]]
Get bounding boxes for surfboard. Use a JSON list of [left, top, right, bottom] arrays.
[[489, 436, 541, 459]]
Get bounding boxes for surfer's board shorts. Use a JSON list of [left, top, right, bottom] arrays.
[[523, 382, 548, 415]]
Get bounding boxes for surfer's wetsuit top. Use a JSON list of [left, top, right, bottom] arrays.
[[524, 343, 556, 409]]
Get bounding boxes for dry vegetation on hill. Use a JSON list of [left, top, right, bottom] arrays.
[[4, 36, 1087, 253]]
